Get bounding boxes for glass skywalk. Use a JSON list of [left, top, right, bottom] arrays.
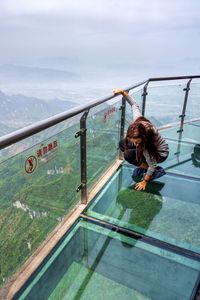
[[14, 120, 200, 300], [1, 76, 200, 299]]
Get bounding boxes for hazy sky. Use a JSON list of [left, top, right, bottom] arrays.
[[1, 0, 200, 80]]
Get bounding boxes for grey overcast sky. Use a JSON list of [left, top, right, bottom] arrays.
[[1, 0, 200, 81]]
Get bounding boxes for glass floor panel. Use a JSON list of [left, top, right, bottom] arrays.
[[84, 165, 200, 254], [15, 219, 200, 300]]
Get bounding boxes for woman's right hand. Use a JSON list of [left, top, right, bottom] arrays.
[[112, 89, 124, 95], [112, 89, 128, 96]]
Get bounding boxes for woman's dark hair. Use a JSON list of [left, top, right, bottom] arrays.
[[124, 116, 160, 164]]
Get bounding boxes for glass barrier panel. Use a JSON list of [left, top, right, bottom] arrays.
[[185, 83, 200, 122], [144, 84, 186, 127], [162, 139, 200, 178], [86, 97, 121, 189], [0, 116, 81, 288], [160, 122, 200, 145], [125, 88, 144, 133], [0, 115, 81, 164], [160, 124, 200, 179]]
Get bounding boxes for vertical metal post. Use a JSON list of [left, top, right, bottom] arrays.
[[75, 110, 89, 204], [119, 96, 126, 160], [80, 111, 88, 204], [175, 79, 192, 160], [142, 81, 149, 116], [179, 78, 192, 126]]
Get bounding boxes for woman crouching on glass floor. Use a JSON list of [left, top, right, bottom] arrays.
[[112, 89, 169, 191]]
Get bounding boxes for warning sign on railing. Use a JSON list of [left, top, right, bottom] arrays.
[[24, 139, 59, 174]]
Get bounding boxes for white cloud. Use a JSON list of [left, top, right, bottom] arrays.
[[0, 0, 200, 75], [1, 0, 66, 14], [0, 0, 183, 20], [1, 0, 200, 26]]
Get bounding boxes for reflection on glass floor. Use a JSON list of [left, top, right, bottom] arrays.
[[85, 165, 200, 254], [16, 220, 200, 300]]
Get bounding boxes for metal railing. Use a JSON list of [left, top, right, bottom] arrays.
[[0, 75, 200, 204], [0, 80, 147, 150]]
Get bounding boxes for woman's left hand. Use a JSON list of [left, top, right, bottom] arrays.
[[135, 180, 147, 191]]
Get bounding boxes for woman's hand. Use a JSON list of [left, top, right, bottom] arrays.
[[112, 89, 128, 96], [112, 89, 124, 94], [135, 180, 147, 191]]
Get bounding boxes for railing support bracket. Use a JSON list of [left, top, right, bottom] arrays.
[[75, 128, 87, 138], [142, 81, 149, 116]]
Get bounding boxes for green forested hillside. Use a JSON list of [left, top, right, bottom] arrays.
[[0, 207, 57, 287], [0, 103, 120, 288]]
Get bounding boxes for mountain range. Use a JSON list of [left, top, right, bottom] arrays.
[[0, 90, 77, 136], [0, 64, 79, 83]]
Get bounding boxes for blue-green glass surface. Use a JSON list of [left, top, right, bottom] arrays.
[[191, 121, 200, 126], [162, 141, 200, 179], [125, 88, 144, 132], [87, 97, 121, 189], [161, 123, 200, 145], [185, 83, 200, 122], [85, 165, 200, 254], [160, 123, 200, 178], [16, 220, 200, 300], [144, 84, 185, 127]]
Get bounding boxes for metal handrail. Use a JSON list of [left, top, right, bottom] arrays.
[[0, 75, 200, 150], [0, 79, 147, 150], [148, 75, 200, 81]]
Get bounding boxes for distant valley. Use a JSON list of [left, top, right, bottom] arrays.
[[0, 90, 77, 137]]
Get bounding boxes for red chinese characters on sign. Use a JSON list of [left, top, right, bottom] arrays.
[[43, 146, 48, 155], [36, 140, 58, 158], [37, 149, 42, 158], [48, 143, 53, 151], [104, 107, 116, 123]]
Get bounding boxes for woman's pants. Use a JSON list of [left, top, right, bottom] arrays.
[[119, 139, 141, 166]]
